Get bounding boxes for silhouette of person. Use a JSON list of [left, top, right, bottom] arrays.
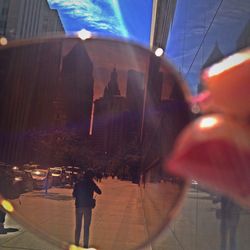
[[0, 167, 12, 234], [0, 210, 6, 234], [73, 169, 102, 248], [44, 168, 51, 194], [218, 196, 241, 250]]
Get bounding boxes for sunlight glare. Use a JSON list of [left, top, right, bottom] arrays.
[[199, 117, 218, 129], [155, 47, 164, 57], [77, 29, 92, 40]]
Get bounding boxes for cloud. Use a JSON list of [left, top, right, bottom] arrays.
[[47, 0, 128, 35]]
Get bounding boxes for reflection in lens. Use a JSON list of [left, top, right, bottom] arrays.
[[0, 38, 190, 249]]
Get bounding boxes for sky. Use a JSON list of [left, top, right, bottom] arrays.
[[47, 0, 152, 46], [167, 0, 250, 93], [48, 0, 250, 95]]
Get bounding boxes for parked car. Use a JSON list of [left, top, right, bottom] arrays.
[[23, 163, 40, 172], [13, 170, 34, 193], [31, 169, 52, 190], [0, 162, 21, 199], [65, 166, 81, 186], [50, 167, 68, 186]]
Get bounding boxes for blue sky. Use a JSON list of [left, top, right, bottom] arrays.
[[48, 0, 250, 94], [48, 0, 152, 46], [167, 0, 250, 93]]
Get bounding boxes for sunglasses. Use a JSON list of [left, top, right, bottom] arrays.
[[0, 36, 249, 250]]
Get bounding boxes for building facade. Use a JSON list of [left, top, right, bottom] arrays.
[[0, 0, 64, 40], [92, 68, 128, 155]]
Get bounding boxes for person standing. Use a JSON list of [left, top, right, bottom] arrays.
[[44, 168, 51, 194], [220, 196, 241, 250], [0, 210, 6, 234], [0, 166, 19, 234], [73, 169, 101, 248]]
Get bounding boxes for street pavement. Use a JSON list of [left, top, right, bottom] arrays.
[[0, 179, 249, 250]]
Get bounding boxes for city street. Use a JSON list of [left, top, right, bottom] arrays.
[[1, 179, 146, 250], [0, 179, 249, 250], [1, 178, 179, 250]]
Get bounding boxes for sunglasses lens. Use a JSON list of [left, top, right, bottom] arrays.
[[0, 38, 190, 249]]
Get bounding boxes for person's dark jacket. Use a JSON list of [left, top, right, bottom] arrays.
[[73, 177, 101, 208]]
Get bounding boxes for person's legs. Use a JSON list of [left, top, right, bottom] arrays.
[[83, 207, 92, 248], [220, 218, 228, 250], [75, 207, 84, 246], [0, 210, 6, 234], [45, 179, 48, 194], [229, 226, 237, 250]]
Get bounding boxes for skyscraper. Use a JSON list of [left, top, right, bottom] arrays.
[[92, 68, 127, 155], [0, 0, 64, 39], [126, 70, 145, 141], [140, 54, 190, 182], [0, 39, 94, 163], [61, 42, 94, 137], [237, 19, 250, 50]]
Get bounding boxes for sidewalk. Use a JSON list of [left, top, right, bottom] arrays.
[[154, 188, 250, 250], [0, 215, 61, 250], [1, 179, 151, 250], [0, 180, 249, 250]]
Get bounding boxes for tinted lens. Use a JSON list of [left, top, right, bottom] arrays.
[[0, 37, 190, 249]]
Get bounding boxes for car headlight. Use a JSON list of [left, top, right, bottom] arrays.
[[14, 177, 23, 182]]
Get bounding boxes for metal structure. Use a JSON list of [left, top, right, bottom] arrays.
[[150, 0, 177, 51]]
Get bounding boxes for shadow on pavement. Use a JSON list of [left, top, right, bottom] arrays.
[[27, 192, 73, 201], [3, 228, 19, 234]]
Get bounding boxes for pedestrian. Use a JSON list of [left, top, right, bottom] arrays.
[[44, 168, 51, 194], [73, 169, 102, 248], [0, 210, 6, 234], [215, 195, 241, 250], [0, 165, 19, 234]]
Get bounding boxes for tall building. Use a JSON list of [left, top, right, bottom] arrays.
[[0, 0, 9, 36], [61, 42, 94, 136], [104, 96, 128, 155], [103, 68, 121, 98], [0, 39, 94, 163], [92, 97, 109, 151], [202, 42, 224, 69], [145, 55, 163, 107], [141, 55, 164, 144], [140, 53, 190, 182], [237, 19, 250, 50], [198, 42, 224, 93], [0, 0, 64, 39], [126, 70, 145, 141], [92, 68, 128, 155], [52, 92, 67, 128]]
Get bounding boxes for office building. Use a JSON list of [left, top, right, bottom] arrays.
[[0, 0, 64, 40]]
